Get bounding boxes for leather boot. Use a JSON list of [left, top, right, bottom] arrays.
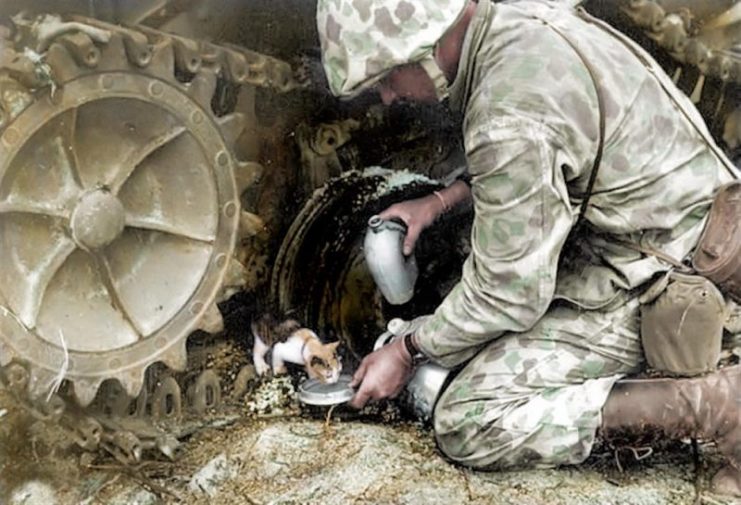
[[601, 364, 741, 497]]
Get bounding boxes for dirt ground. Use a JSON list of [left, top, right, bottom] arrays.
[[1, 380, 738, 505]]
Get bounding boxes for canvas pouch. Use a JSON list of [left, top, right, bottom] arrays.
[[639, 271, 725, 376], [692, 181, 741, 302]]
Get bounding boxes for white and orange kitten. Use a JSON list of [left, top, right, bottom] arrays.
[[250, 315, 342, 384]]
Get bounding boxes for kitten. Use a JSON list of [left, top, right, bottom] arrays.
[[250, 314, 342, 384]]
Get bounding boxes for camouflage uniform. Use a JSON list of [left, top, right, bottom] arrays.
[[317, 0, 740, 468]]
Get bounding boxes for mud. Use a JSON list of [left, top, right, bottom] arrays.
[[1, 382, 738, 505]]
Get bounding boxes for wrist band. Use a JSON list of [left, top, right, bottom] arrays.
[[403, 333, 417, 358], [404, 332, 428, 367], [433, 190, 449, 213]]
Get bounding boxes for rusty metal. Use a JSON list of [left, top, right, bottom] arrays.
[[151, 376, 182, 420], [0, 9, 309, 463], [68, 416, 103, 451], [188, 369, 222, 415], [231, 365, 256, 400], [103, 430, 143, 465], [619, 0, 741, 85], [0, 13, 295, 408]]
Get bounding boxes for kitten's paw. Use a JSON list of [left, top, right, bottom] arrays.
[[273, 364, 288, 375], [254, 361, 270, 376]]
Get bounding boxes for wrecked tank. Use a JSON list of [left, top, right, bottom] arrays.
[[0, 0, 739, 464]]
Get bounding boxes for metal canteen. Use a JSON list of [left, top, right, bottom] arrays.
[[374, 320, 451, 422], [364, 215, 418, 305]]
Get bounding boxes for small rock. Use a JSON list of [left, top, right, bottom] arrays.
[[0, 408, 7, 418], [110, 488, 159, 505], [188, 453, 236, 497], [10, 481, 57, 505]]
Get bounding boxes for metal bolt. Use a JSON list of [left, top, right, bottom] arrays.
[[223, 201, 237, 218], [3, 128, 19, 145], [149, 82, 164, 96]]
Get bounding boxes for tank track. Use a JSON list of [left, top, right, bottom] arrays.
[[619, 0, 741, 86], [616, 0, 741, 153], [0, 13, 299, 462]]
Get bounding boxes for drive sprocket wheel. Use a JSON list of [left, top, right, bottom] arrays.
[[0, 15, 260, 406]]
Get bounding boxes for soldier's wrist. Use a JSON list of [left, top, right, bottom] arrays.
[[404, 333, 428, 367]]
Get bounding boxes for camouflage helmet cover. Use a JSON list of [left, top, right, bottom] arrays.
[[317, 0, 469, 98]]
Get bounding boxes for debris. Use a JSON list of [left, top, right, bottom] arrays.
[[78, 474, 121, 505], [188, 453, 236, 497], [0, 408, 7, 419], [362, 166, 437, 198], [244, 375, 298, 416]]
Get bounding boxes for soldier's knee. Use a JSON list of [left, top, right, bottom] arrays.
[[433, 392, 497, 467], [433, 396, 469, 463]]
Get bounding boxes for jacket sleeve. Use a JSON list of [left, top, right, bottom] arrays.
[[415, 118, 576, 367]]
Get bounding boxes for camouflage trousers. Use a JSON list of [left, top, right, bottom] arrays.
[[433, 296, 644, 469]]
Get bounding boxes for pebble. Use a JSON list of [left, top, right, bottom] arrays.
[[188, 453, 236, 497], [10, 481, 57, 505], [109, 488, 159, 505]]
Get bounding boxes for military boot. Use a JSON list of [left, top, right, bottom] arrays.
[[601, 364, 741, 497]]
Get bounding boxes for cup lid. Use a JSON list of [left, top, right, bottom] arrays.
[[297, 374, 354, 406]]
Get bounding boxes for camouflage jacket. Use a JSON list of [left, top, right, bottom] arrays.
[[415, 0, 739, 367]]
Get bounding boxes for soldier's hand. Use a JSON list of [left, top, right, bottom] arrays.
[[349, 336, 414, 409], [378, 194, 444, 255]]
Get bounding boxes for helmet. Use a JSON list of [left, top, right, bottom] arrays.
[[317, 0, 469, 99]]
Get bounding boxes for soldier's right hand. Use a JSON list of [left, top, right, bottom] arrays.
[[378, 194, 443, 255]]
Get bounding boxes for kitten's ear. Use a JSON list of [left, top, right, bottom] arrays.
[[327, 341, 340, 352]]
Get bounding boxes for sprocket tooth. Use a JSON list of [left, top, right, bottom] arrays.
[[231, 365, 256, 400], [58, 32, 101, 69], [196, 303, 224, 334], [0, 341, 15, 367], [225, 257, 247, 287], [145, 38, 175, 81], [217, 113, 247, 147], [160, 341, 188, 371], [187, 68, 217, 110], [115, 369, 146, 399], [45, 42, 86, 85], [122, 29, 153, 68], [73, 379, 103, 407], [235, 161, 264, 194], [240, 211, 266, 238], [217, 258, 247, 303], [172, 37, 202, 75], [96, 33, 132, 72], [27, 367, 59, 401]]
